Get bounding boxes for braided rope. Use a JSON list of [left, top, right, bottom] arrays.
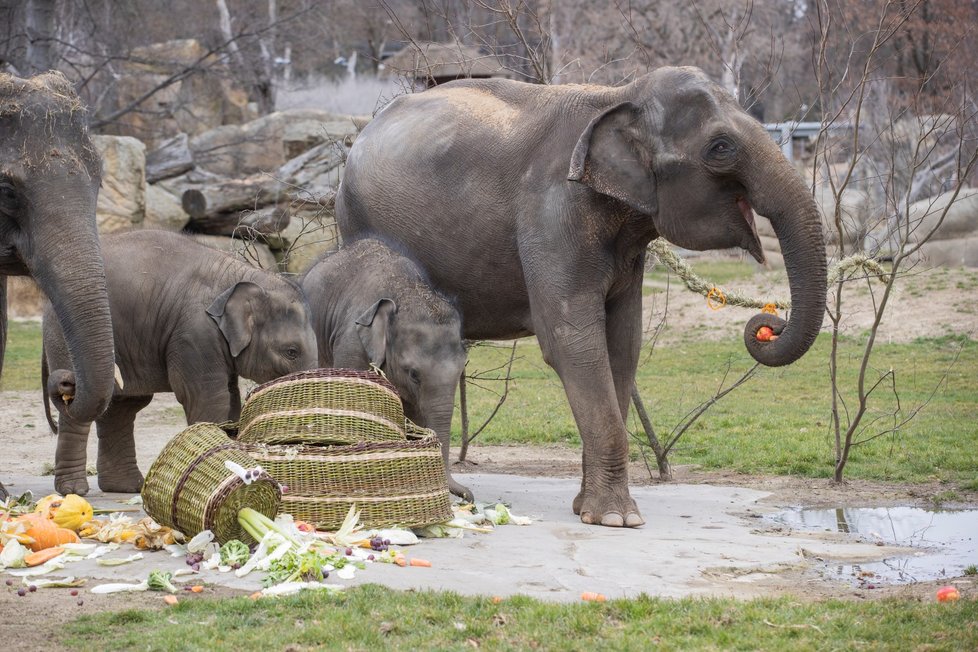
[[648, 239, 889, 311]]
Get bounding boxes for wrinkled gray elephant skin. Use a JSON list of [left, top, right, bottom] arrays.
[[302, 238, 471, 501], [337, 66, 827, 527], [43, 230, 318, 495], [0, 72, 115, 500]]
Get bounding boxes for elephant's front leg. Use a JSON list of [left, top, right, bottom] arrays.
[[95, 395, 152, 493], [53, 411, 95, 496], [170, 364, 235, 425], [532, 292, 643, 528]]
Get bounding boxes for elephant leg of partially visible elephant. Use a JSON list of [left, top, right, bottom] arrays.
[[95, 395, 152, 493], [227, 376, 242, 423], [54, 412, 94, 496]]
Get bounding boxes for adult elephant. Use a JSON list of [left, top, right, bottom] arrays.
[[0, 72, 115, 500], [337, 66, 827, 528]]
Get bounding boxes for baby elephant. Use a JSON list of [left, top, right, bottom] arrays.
[[301, 238, 471, 501], [43, 230, 318, 495]]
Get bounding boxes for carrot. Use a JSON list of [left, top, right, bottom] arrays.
[[163, 595, 179, 606], [409, 558, 432, 567], [190, 585, 204, 593], [581, 592, 607, 602], [249, 591, 263, 600], [394, 555, 407, 567], [24, 546, 65, 566]]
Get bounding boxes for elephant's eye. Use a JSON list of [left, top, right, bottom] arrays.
[[707, 138, 736, 160], [284, 347, 300, 361], [407, 368, 421, 385]]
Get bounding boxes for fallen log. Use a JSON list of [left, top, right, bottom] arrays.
[[181, 176, 284, 219], [184, 205, 291, 239]]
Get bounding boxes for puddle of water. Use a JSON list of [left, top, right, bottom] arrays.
[[771, 506, 978, 585]]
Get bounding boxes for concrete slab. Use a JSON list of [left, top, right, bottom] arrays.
[[1, 472, 910, 602]]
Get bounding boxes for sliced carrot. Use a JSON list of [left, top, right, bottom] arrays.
[[24, 546, 65, 566], [409, 558, 432, 567], [394, 556, 407, 567], [581, 592, 607, 602], [249, 591, 263, 600], [163, 595, 179, 606], [491, 596, 503, 604], [190, 585, 204, 593]]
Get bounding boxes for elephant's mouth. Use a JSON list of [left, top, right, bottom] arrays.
[[737, 196, 766, 264]]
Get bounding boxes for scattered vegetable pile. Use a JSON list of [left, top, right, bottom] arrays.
[[2, 488, 533, 602]]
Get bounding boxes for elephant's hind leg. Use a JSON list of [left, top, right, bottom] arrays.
[[95, 395, 152, 493], [54, 413, 94, 496]]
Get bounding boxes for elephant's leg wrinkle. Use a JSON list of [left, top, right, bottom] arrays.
[[53, 414, 94, 496], [95, 395, 151, 493], [605, 272, 645, 421]]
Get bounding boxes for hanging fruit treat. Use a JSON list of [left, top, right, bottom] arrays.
[[755, 326, 778, 342]]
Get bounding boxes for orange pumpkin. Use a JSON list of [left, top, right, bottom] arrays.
[[16, 513, 80, 551]]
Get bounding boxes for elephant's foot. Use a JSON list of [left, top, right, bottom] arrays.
[[573, 488, 644, 528], [449, 476, 474, 503], [55, 472, 91, 497], [97, 468, 144, 494]]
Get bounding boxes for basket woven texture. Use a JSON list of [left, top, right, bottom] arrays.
[[237, 369, 407, 446], [244, 427, 453, 530], [141, 422, 281, 544]]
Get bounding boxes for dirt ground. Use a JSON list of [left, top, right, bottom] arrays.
[[1, 260, 975, 650]]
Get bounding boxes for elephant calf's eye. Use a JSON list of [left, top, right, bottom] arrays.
[[284, 347, 300, 361]]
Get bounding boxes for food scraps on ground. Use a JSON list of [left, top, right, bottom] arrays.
[[24, 546, 65, 566], [163, 594, 179, 606], [581, 592, 607, 602], [936, 586, 960, 602], [34, 493, 94, 531]]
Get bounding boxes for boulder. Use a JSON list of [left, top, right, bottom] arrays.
[[103, 39, 253, 148], [917, 235, 978, 268], [146, 132, 194, 183], [907, 188, 978, 241], [144, 184, 189, 231], [91, 135, 146, 234]]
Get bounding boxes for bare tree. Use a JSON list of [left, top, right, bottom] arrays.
[[811, 0, 978, 481]]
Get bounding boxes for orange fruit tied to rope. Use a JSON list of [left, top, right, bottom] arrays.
[[761, 303, 779, 316], [706, 287, 726, 310]]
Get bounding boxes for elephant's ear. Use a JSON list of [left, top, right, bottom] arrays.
[[567, 101, 656, 215], [207, 281, 265, 357], [355, 298, 397, 368]]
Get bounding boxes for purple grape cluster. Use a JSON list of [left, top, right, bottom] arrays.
[[369, 536, 391, 552], [185, 551, 205, 571]]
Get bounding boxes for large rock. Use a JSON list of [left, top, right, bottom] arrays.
[[103, 40, 253, 148], [144, 184, 189, 231], [907, 188, 978, 241], [917, 236, 978, 268], [189, 110, 366, 177], [92, 135, 146, 234]]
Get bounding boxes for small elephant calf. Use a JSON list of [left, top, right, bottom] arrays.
[[301, 238, 471, 500], [43, 230, 318, 495]]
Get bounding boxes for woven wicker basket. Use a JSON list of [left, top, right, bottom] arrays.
[[141, 422, 282, 544], [238, 368, 407, 446], [243, 424, 453, 530]]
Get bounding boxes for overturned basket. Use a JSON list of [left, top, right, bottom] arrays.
[[141, 422, 281, 544], [243, 422, 453, 530], [238, 368, 407, 446]]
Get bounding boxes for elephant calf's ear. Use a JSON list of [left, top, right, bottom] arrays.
[[355, 298, 397, 368], [568, 101, 656, 216], [207, 281, 265, 357]]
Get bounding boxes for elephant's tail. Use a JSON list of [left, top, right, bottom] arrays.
[[41, 346, 58, 435]]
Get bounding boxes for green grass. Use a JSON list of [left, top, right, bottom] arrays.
[[0, 319, 42, 391], [646, 258, 758, 287], [62, 585, 978, 651], [460, 334, 978, 485]]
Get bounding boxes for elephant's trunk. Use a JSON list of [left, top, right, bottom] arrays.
[[28, 200, 114, 423], [742, 145, 827, 367]]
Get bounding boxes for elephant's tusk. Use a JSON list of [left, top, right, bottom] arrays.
[[114, 364, 125, 390]]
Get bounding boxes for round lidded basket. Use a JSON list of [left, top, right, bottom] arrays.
[[141, 422, 281, 544], [237, 368, 407, 446]]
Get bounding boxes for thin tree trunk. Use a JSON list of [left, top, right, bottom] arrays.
[[457, 369, 470, 462], [630, 385, 672, 481]]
